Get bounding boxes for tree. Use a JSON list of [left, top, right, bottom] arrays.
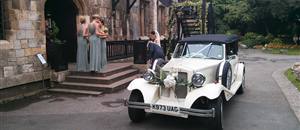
[[250, 0, 290, 35], [213, 0, 254, 34], [223, 0, 254, 34], [213, 0, 300, 40]]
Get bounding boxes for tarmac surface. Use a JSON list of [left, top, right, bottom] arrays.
[[0, 49, 300, 130]]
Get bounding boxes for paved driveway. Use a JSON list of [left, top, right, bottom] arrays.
[[1, 49, 300, 130]]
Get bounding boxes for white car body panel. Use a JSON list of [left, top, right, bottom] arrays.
[[163, 58, 222, 83], [127, 37, 245, 118], [127, 78, 159, 103], [128, 80, 230, 118], [127, 61, 245, 109], [184, 83, 231, 108]]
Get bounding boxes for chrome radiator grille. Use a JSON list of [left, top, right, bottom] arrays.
[[177, 72, 188, 83], [175, 72, 188, 98]]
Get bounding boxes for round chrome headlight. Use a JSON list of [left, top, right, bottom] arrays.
[[143, 70, 155, 82], [192, 73, 206, 87]]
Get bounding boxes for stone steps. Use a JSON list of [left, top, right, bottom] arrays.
[[60, 75, 138, 93], [48, 88, 103, 95], [48, 62, 140, 95], [69, 63, 133, 77], [65, 69, 138, 84], [181, 16, 202, 36]]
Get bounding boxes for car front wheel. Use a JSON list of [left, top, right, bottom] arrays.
[[128, 90, 145, 123], [210, 96, 224, 130]]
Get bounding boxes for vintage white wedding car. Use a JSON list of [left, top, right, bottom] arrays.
[[125, 34, 245, 130]]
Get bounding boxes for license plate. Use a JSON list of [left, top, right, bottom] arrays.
[[151, 104, 180, 113]]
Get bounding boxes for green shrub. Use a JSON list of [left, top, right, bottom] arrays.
[[216, 20, 230, 34], [241, 39, 257, 47], [256, 35, 268, 45], [265, 34, 274, 43], [241, 32, 267, 47], [241, 32, 258, 41], [226, 29, 240, 35], [271, 38, 284, 44]]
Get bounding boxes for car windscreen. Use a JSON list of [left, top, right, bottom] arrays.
[[173, 42, 224, 60]]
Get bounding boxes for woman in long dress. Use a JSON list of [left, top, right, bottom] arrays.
[[76, 17, 89, 71], [89, 15, 108, 72], [89, 15, 102, 72], [98, 19, 108, 69]]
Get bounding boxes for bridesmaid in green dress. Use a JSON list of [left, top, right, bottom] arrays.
[[76, 17, 89, 71], [89, 15, 101, 72], [98, 19, 108, 69], [89, 15, 108, 72]]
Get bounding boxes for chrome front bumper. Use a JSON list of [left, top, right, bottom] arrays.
[[125, 100, 215, 118]]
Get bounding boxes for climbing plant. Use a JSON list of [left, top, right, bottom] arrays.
[[166, 0, 209, 58]]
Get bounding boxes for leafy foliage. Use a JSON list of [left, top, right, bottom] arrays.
[[214, 0, 300, 40], [166, 0, 300, 47], [223, 0, 254, 28], [166, 0, 205, 56], [240, 32, 267, 47], [214, 0, 254, 34], [48, 21, 63, 44], [271, 38, 284, 44], [285, 69, 300, 91], [225, 29, 239, 35], [265, 34, 275, 43]]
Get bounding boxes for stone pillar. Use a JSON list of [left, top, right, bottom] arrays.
[[149, 0, 158, 31], [126, 14, 130, 40], [129, 0, 140, 40]]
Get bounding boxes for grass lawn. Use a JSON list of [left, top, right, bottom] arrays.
[[263, 48, 300, 55], [285, 69, 300, 92]]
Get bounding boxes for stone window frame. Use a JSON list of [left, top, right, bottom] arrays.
[[0, 0, 4, 40]]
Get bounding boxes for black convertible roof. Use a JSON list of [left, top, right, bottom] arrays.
[[180, 34, 239, 43]]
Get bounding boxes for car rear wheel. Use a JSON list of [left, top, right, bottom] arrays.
[[128, 90, 145, 123], [210, 96, 224, 130]]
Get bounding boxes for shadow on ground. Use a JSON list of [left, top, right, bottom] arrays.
[[0, 92, 102, 112]]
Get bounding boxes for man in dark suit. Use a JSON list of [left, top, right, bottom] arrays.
[[147, 41, 165, 69]]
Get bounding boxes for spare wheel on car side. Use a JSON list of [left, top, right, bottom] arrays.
[[221, 62, 232, 89]]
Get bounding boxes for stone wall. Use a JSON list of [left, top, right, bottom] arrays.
[[83, 0, 138, 40], [84, 0, 169, 40], [0, 0, 170, 89], [0, 0, 49, 89]]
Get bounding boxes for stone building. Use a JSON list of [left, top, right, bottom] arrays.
[[0, 0, 171, 92]]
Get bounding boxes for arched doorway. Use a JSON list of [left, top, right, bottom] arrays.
[[45, 0, 79, 71]]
